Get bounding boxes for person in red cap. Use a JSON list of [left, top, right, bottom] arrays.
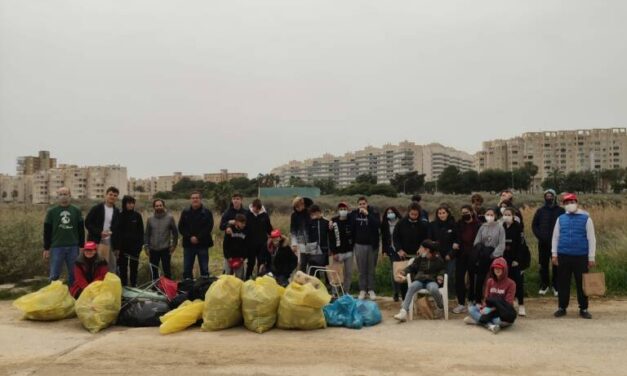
[[464, 257, 517, 334], [266, 229, 297, 286], [552, 193, 596, 319], [222, 214, 248, 280], [70, 241, 108, 298]]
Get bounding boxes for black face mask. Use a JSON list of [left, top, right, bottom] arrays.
[[545, 198, 554, 206], [462, 214, 472, 221]]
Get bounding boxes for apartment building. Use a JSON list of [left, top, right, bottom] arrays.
[[16, 150, 57, 176], [271, 141, 474, 188], [475, 128, 627, 182]]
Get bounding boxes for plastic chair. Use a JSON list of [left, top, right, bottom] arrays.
[[404, 258, 449, 320]]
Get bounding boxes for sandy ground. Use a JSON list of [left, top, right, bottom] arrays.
[[1, 297, 626, 376]]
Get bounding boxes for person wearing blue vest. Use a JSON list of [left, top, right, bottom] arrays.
[[552, 193, 596, 319]]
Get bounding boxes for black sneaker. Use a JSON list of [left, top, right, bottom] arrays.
[[393, 293, 400, 302], [554, 308, 567, 318], [579, 310, 592, 319]]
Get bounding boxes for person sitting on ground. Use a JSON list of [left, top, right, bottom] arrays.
[[464, 257, 517, 334], [393, 240, 446, 322], [223, 214, 248, 280], [70, 241, 108, 298], [266, 229, 298, 286]]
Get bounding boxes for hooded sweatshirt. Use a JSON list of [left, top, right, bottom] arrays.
[[70, 253, 108, 298], [428, 217, 458, 259], [350, 205, 381, 249], [113, 196, 144, 253], [532, 200, 565, 243], [331, 215, 353, 254], [268, 236, 298, 276], [245, 205, 273, 247], [223, 224, 248, 259], [393, 217, 429, 255], [483, 257, 516, 305]]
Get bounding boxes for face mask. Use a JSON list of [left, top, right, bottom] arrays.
[[338, 210, 348, 218], [387, 213, 396, 221], [485, 215, 495, 223], [272, 239, 280, 246], [502, 215, 513, 224], [565, 203, 578, 213], [545, 198, 554, 206], [462, 214, 472, 221], [500, 207, 506, 215]]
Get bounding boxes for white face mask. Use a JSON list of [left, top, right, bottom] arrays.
[[338, 210, 348, 218], [485, 215, 495, 223], [565, 203, 578, 213], [502, 215, 513, 224], [500, 207, 506, 215]]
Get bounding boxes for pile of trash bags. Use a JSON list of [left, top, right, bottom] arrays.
[[13, 281, 75, 321], [323, 295, 382, 329]]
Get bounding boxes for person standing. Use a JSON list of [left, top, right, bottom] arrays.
[[351, 196, 380, 300], [245, 198, 273, 278], [380, 206, 402, 301], [470, 193, 486, 223], [502, 207, 526, 316], [144, 199, 178, 280], [219, 193, 247, 232], [290, 196, 312, 263], [178, 191, 214, 280], [410, 194, 430, 222], [552, 193, 596, 319], [43, 187, 85, 287], [222, 214, 248, 280], [330, 202, 355, 294], [473, 208, 506, 304], [532, 189, 564, 296], [114, 195, 144, 287], [453, 205, 481, 314], [85, 186, 120, 273], [429, 205, 459, 292]]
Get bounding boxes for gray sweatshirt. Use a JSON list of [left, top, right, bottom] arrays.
[[145, 212, 178, 251], [473, 222, 506, 258]]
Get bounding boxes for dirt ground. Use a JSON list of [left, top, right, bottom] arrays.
[[1, 297, 626, 376]]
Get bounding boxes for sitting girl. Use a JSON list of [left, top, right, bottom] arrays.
[[70, 241, 108, 298]]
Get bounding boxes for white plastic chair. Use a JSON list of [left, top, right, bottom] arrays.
[[404, 258, 449, 320]]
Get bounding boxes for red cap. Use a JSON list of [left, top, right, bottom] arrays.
[[228, 257, 244, 269], [84, 241, 97, 251], [270, 229, 282, 238], [562, 193, 578, 203], [337, 202, 349, 209]]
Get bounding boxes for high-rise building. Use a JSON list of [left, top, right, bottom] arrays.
[[16, 150, 57, 175], [271, 141, 473, 187], [475, 128, 627, 187]]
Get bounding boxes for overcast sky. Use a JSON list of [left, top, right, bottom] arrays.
[[1, 1, 626, 178]]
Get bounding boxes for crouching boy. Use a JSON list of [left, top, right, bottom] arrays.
[[70, 241, 108, 298], [394, 240, 445, 322], [464, 257, 517, 334]]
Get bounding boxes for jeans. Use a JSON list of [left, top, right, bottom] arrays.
[[183, 247, 209, 279], [354, 244, 377, 292], [149, 248, 172, 281], [49, 246, 79, 286], [402, 280, 442, 311], [469, 305, 502, 326]]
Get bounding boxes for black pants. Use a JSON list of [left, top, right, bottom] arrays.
[[474, 257, 492, 304], [538, 239, 558, 289], [557, 254, 589, 311], [455, 253, 476, 305], [118, 249, 140, 287], [149, 248, 171, 281], [507, 262, 524, 305], [245, 243, 268, 280]]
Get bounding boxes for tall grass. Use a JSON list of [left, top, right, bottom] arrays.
[[1, 195, 625, 296]]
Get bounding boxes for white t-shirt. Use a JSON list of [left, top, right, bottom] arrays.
[[103, 205, 114, 233]]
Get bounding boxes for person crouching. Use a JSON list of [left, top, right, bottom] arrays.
[[70, 241, 108, 298], [267, 229, 298, 287], [394, 240, 446, 322], [464, 257, 517, 334]]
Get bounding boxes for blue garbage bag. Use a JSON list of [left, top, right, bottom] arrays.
[[323, 295, 363, 329], [355, 300, 382, 326]]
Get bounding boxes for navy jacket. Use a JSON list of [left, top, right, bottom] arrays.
[[178, 205, 214, 248]]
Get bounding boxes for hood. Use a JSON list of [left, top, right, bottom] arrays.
[[121, 196, 135, 212], [249, 204, 267, 216], [490, 257, 509, 280]]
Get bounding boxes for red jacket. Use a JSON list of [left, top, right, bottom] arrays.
[[70, 254, 108, 298], [483, 257, 516, 305]]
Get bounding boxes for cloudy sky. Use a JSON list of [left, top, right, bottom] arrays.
[[1, 0, 626, 178]]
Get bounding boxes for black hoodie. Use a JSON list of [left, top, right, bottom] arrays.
[[223, 224, 248, 259], [269, 237, 298, 277], [113, 196, 144, 253], [350, 205, 381, 249], [393, 216, 429, 255], [219, 203, 247, 231], [428, 218, 458, 259]]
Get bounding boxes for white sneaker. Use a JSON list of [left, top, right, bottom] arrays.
[[463, 316, 476, 325], [538, 286, 549, 295], [518, 305, 526, 317], [487, 323, 501, 334], [553, 288, 559, 297], [452, 304, 467, 314], [368, 290, 376, 300], [393, 309, 408, 322], [358, 291, 366, 300]]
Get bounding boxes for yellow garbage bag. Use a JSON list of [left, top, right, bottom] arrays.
[[241, 276, 283, 334], [201, 275, 243, 331], [75, 273, 122, 333], [159, 299, 204, 335], [277, 277, 331, 330], [13, 281, 75, 321]]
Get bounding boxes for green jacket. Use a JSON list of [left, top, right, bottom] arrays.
[[403, 255, 446, 282]]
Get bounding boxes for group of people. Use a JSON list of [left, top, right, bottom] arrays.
[[43, 185, 597, 334]]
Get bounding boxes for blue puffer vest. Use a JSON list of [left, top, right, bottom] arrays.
[[557, 212, 589, 256]]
